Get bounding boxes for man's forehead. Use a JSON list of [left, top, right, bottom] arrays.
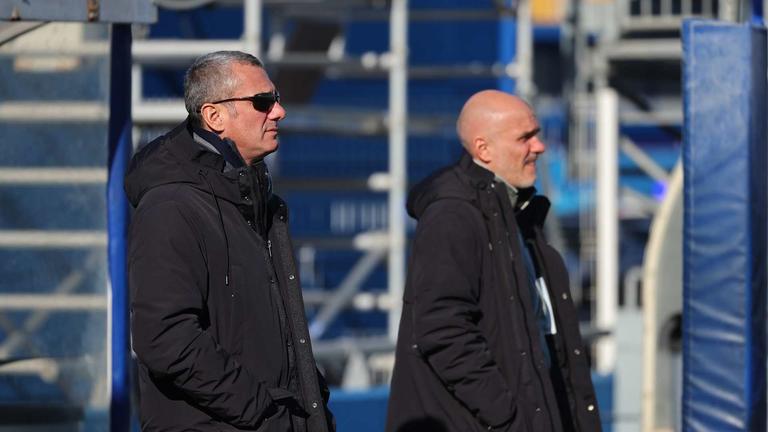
[[493, 107, 538, 130], [517, 112, 540, 130], [233, 63, 274, 90]]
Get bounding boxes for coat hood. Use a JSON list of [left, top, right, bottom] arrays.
[[124, 120, 243, 208], [407, 152, 548, 225], [406, 161, 479, 220]]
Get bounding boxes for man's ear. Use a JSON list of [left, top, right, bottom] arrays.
[[200, 103, 225, 133], [474, 137, 492, 164]]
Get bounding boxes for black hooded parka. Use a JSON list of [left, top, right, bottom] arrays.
[[125, 120, 331, 432], [386, 154, 601, 432]]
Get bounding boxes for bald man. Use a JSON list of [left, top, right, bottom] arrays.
[[386, 91, 601, 432]]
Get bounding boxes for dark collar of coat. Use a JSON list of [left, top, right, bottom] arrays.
[[162, 119, 247, 204], [458, 152, 495, 190], [457, 152, 551, 230], [189, 122, 247, 170], [517, 195, 551, 236], [172, 119, 287, 223], [161, 118, 228, 172]]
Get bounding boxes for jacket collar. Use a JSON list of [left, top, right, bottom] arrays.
[[457, 151, 549, 228], [458, 152, 537, 210], [160, 119, 246, 205], [171, 120, 275, 235], [189, 122, 247, 171], [159, 120, 224, 171], [458, 152, 495, 190]]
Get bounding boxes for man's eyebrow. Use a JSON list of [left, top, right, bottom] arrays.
[[518, 127, 541, 141]]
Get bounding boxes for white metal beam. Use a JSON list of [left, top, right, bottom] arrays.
[[515, 0, 533, 100], [131, 39, 245, 64], [0, 294, 106, 310], [603, 39, 682, 60], [595, 87, 619, 374], [387, 0, 408, 342], [0, 230, 107, 248], [620, 138, 670, 184], [243, 0, 261, 56], [0, 168, 106, 185], [0, 41, 108, 56], [0, 101, 108, 122], [309, 249, 387, 339]]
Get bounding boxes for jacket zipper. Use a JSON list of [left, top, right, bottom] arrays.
[[529, 233, 585, 432], [491, 189, 561, 430], [267, 239, 272, 257]]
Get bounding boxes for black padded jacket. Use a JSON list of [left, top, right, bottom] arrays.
[[386, 153, 601, 432], [125, 120, 332, 432]]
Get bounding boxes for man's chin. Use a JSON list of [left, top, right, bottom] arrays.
[[265, 139, 279, 153], [514, 178, 537, 189], [262, 145, 279, 158], [247, 143, 279, 162]]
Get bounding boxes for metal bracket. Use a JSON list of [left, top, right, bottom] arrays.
[[87, 0, 99, 21], [0, 0, 156, 24]]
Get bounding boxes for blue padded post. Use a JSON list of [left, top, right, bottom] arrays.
[[108, 23, 132, 432], [682, 20, 767, 431], [752, 0, 764, 25]]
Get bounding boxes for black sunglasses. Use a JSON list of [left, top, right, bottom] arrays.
[[208, 91, 280, 113]]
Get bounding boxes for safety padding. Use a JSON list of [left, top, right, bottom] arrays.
[[682, 20, 767, 431]]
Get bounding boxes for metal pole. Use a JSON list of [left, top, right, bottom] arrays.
[[309, 249, 387, 339], [595, 87, 618, 374], [387, 0, 408, 341], [764, 0, 767, 24], [515, 0, 533, 100], [243, 0, 261, 57], [496, 0, 532, 98], [719, 0, 741, 21], [620, 137, 670, 184], [108, 23, 132, 432]]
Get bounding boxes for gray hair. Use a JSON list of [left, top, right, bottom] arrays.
[[184, 51, 264, 127]]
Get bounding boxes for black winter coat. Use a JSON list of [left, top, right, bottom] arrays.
[[125, 120, 331, 432], [386, 154, 601, 432]]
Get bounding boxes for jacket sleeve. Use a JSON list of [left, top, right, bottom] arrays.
[[128, 201, 274, 428], [409, 202, 518, 429]]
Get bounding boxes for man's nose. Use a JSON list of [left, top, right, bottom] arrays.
[[531, 136, 546, 153], [269, 101, 286, 120]]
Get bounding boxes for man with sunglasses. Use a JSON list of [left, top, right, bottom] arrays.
[[125, 51, 333, 432]]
